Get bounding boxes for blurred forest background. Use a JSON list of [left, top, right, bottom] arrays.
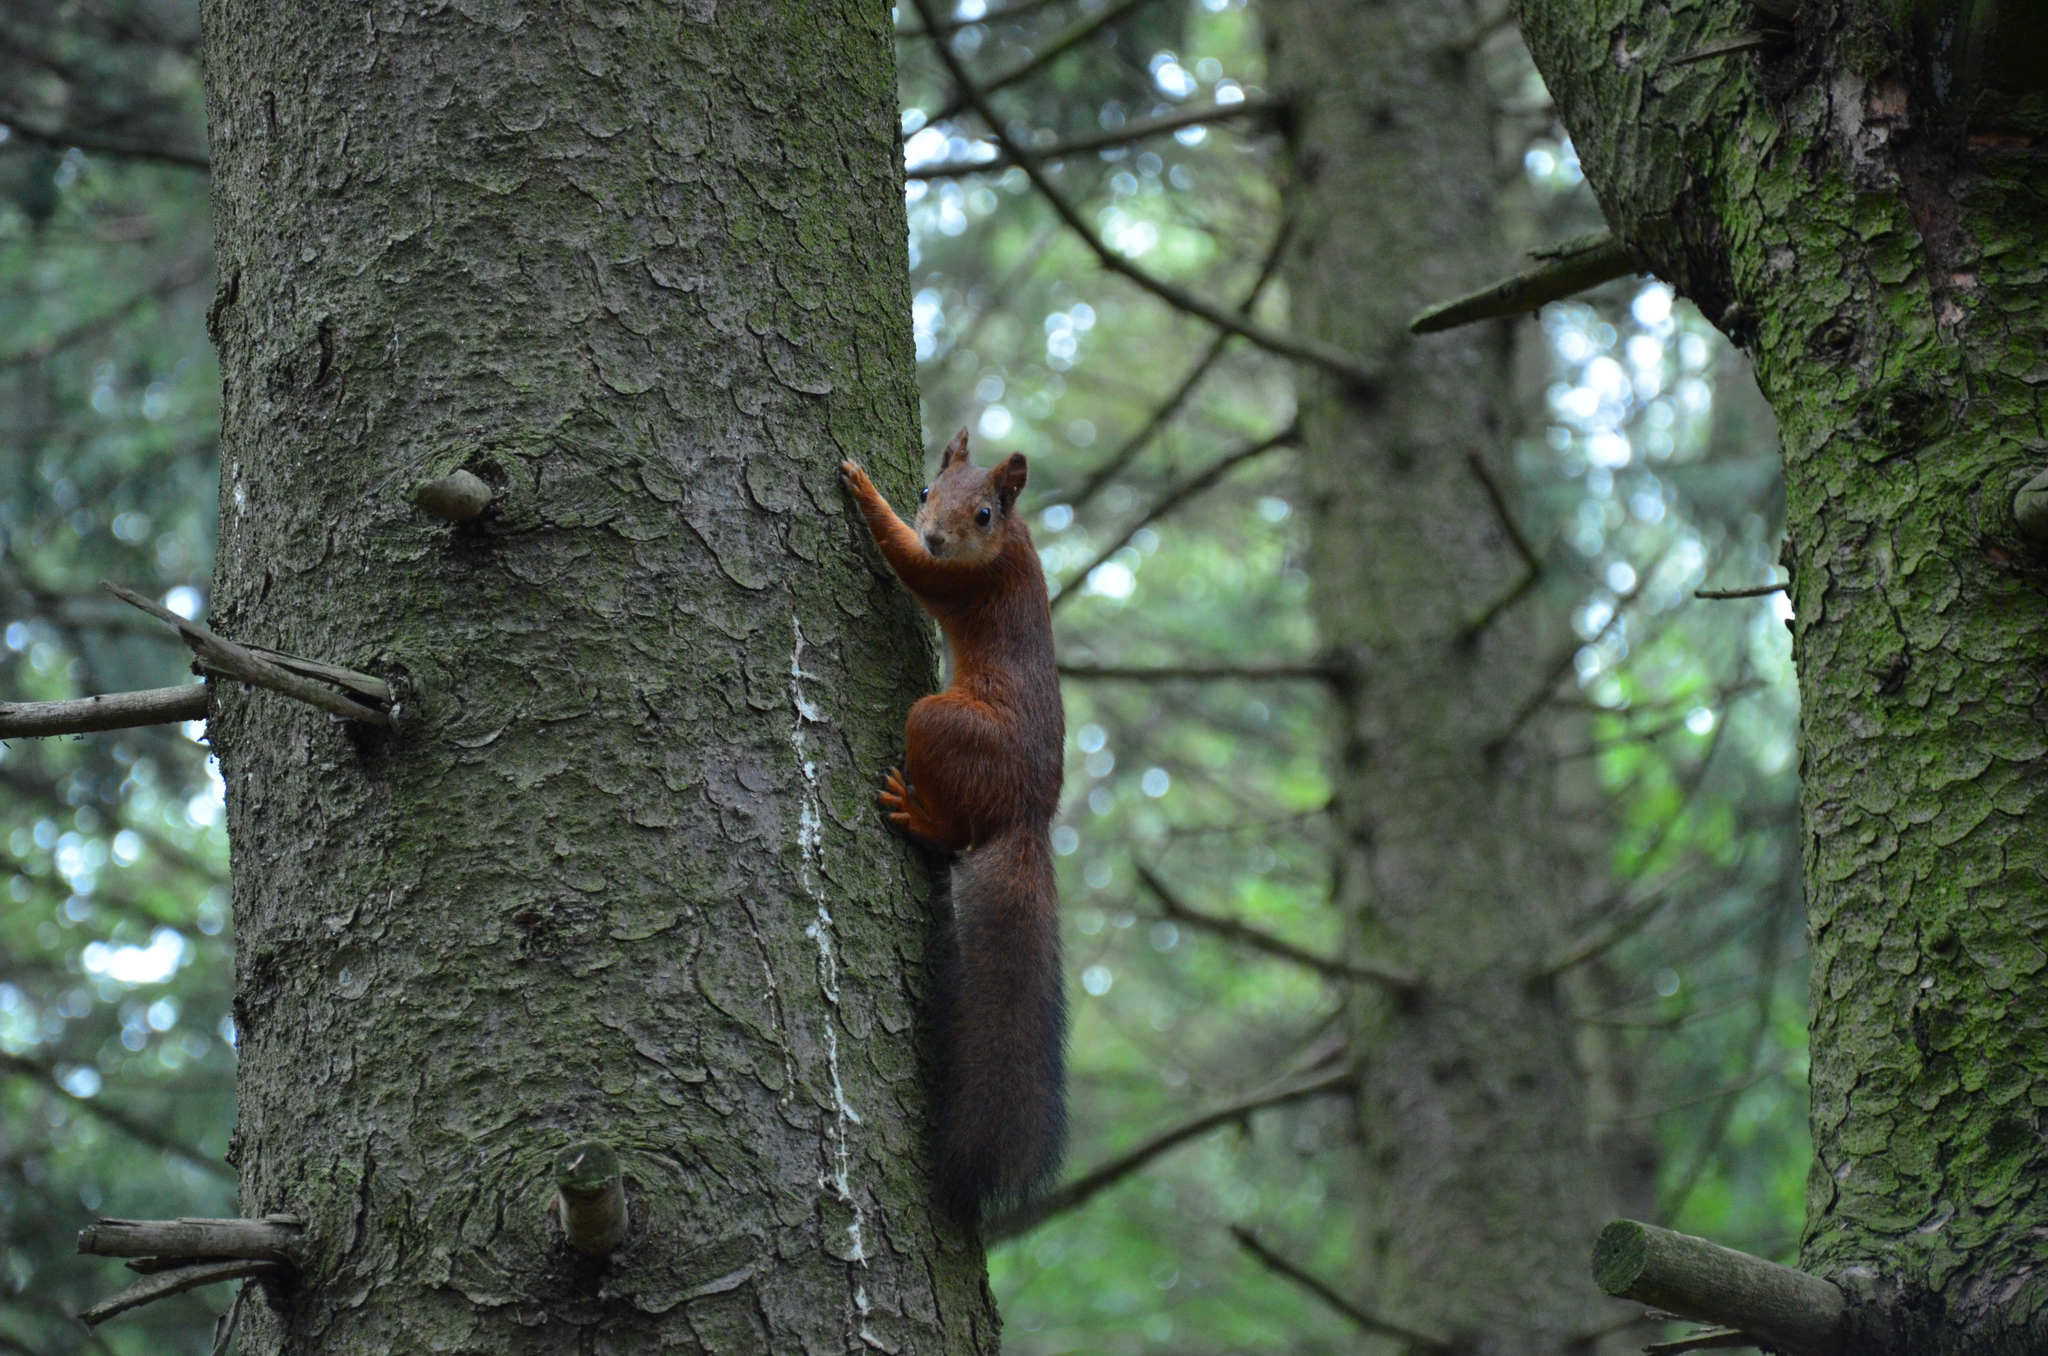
[[3, 1, 1809, 1351]]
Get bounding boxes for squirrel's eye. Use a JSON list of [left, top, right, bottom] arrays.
[[976, 506, 993, 526], [918, 486, 930, 502]]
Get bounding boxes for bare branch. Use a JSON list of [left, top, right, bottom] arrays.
[[1540, 874, 1691, 977], [1664, 34, 1772, 69], [0, 1053, 229, 1178], [77, 1216, 305, 1266], [1694, 581, 1786, 599], [1464, 450, 1541, 576], [1486, 543, 1670, 756], [1645, 1328, 1757, 1354], [2013, 468, 2048, 545], [1549, 682, 1761, 761], [1574, 991, 1755, 1030], [1659, 917, 1787, 1220], [1458, 569, 1542, 647], [1602, 1059, 1790, 1125], [1056, 218, 1293, 518], [0, 685, 208, 738], [907, 0, 1379, 386], [1136, 860, 1418, 991], [910, 96, 1282, 179], [986, 1067, 1353, 1242], [413, 470, 493, 523], [1446, 3, 1518, 54], [1409, 230, 1642, 334], [208, 1283, 253, 1356], [907, 0, 1159, 134], [0, 110, 210, 173], [0, 253, 209, 374], [74, 0, 201, 55], [103, 582, 392, 725], [1592, 1220, 1845, 1356], [79, 1261, 282, 1327], [1556, 696, 1736, 929], [1050, 423, 1297, 610], [1543, 700, 1734, 973], [1, 1292, 121, 1353], [894, 0, 1070, 39], [1231, 1225, 1455, 1350], [1456, 449, 1545, 645]]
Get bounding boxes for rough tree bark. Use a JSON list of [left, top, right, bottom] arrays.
[[1519, 3, 2048, 1351], [1274, 1, 1629, 1350], [201, 3, 997, 1351]]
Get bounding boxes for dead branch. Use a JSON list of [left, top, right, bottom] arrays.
[[986, 1066, 1354, 1243]]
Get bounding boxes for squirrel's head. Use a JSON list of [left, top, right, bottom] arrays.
[[914, 427, 1028, 565]]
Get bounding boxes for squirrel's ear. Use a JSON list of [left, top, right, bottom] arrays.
[[995, 452, 1028, 511], [940, 427, 972, 470]]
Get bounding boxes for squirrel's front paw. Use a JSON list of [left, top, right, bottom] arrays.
[[839, 460, 872, 495]]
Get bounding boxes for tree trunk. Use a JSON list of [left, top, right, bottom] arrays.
[[200, 3, 997, 1350], [1273, 2, 1625, 1350], [1519, 3, 2048, 1350]]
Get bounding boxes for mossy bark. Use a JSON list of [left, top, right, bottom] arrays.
[[1274, 2, 1625, 1349], [200, 2, 998, 1351], [1519, 3, 2048, 1350]]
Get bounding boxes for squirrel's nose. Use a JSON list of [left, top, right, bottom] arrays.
[[923, 531, 947, 554]]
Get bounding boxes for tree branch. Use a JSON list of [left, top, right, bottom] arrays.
[[1644, 1329, 1756, 1354], [1592, 1220, 1845, 1356], [894, 0, 1070, 40], [0, 109, 210, 173], [1050, 423, 1298, 610], [1659, 918, 1786, 1220], [1693, 581, 1785, 599], [102, 582, 393, 725], [910, 96, 1283, 179], [1604, 1057, 1789, 1127], [986, 1066, 1354, 1242], [0, 685, 208, 738], [77, 1216, 305, 1267], [78, 1261, 282, 1327], [1540, 871, 1694, 977], [1456, 448, 1545, 645], [1408, 230, 1642, 334], [908, 0, 1159, 134], [907, 0, 1379, 387], [1136, 860, 1417, 991], [1549, 682, 1761, 761], [2, 1289, 122, 1355], [1231, 1225, 1455, 1350], [0, 1053, 229, 1178], [552, 1141, 629, 1256], [0, 252, 209, 374], [1486, 543, 1668, 756], [1543, 699, 1734, 974], [1055, 217, 1292, 518]]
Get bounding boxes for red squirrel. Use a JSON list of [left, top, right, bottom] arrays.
[[839, 429, 1066, 1221]]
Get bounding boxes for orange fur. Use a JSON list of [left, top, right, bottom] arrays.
[[841, 430, 1066, 1219]]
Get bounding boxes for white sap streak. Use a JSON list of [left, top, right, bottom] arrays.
[[790, 614, 871, 1281]]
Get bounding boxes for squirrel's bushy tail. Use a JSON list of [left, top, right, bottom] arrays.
[[935, 825, 1066, 1220]]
